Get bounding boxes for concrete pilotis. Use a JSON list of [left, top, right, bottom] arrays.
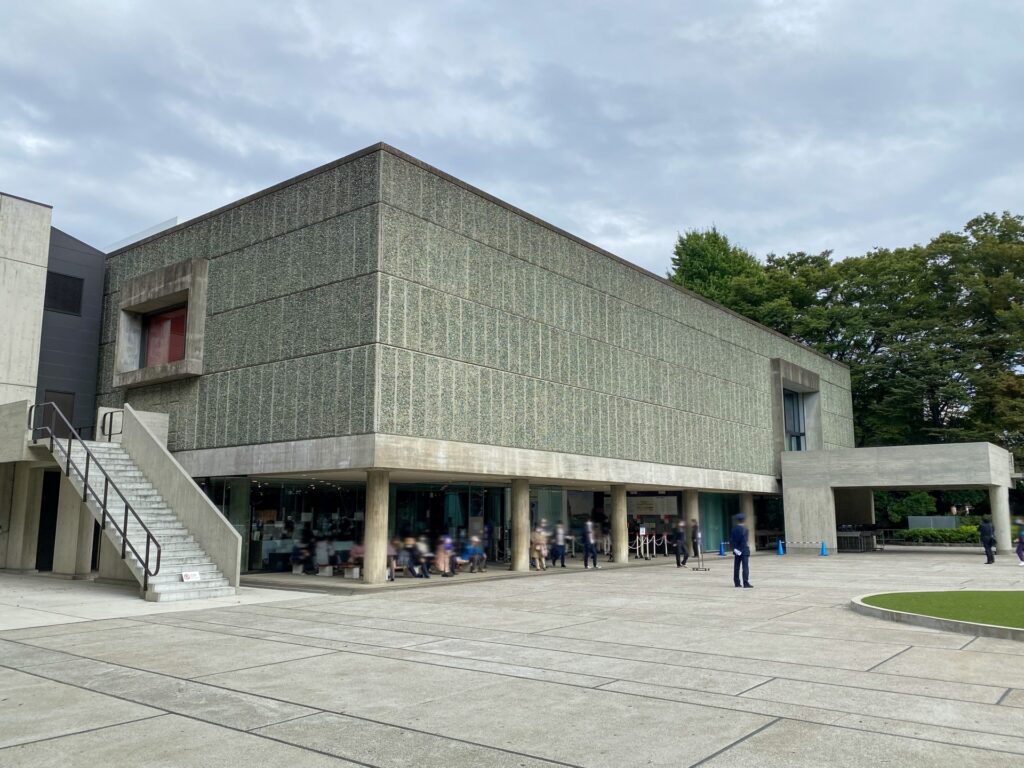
[[611, 484, 628, 564], [5, 464, 43, 571], [989, 485, 1012, 555], [363, 470, 389, 584], [53, 472, 91, 578], [683, 489, 699, 556], [511, 478, 530, 571], [740, 493, 755, 554]]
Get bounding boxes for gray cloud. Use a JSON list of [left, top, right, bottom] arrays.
[[1, 0, 1021, 272]]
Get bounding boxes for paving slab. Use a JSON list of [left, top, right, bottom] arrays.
[[698, 718, 1012, 767], [0, 713, 359, 767], [256, 711, 565, 767], [873, 646, 1024, 689], [742, 678, 1024, 736], [21, 658, 320, 730], [0, 667, 159, 748], [17, 622, 337, 678]]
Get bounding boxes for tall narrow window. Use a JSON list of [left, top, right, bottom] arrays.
[[783, 389, 806, 451], [141, 306, 187, 368]]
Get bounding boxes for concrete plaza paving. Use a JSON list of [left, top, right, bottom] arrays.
[[2, 551, 1023, 767]]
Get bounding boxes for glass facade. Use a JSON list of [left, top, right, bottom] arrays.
[[199, 477, 366, 572], [198, 477, 743, 573]]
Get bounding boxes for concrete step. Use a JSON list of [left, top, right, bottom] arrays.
[[148, 576, 230, 593], [145, 585, 236, 602]]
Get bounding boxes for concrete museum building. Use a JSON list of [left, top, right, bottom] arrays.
[[0, 144, 1016, 596]]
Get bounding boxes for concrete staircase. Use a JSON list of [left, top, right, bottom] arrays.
[[64, 440, 235, 601]]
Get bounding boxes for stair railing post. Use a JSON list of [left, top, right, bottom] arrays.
[[143, 536, 151, 591], [102, 477, 109, 529], [122, 500, 129, 559], [83, 452, 90, 498]]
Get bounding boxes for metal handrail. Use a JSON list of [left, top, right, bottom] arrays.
[[28, 402, 161, 590], [100, 409, 124, 442]]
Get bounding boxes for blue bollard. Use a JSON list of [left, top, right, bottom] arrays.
[[777, 538, 785, 556], [820, 541, 828, 557], [718, 542, 726, 557]]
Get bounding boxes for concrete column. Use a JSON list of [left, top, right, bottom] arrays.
[[610, 485, 628, 564], [990, 485, 1012, 555], [740, 493, 756, 555], [683, 489, 699, 556], [53, 473, 91, 578], [363, 470, 390, 585], [510, 478, 530, 571], [5, 464, 43, 571]]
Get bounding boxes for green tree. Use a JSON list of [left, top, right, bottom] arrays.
[[668, 227, 762, 306], [666, 214, 1024, 465]]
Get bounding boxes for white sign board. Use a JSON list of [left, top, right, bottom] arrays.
[[639, 526, 646, 536], [181, 571, 201, 582]]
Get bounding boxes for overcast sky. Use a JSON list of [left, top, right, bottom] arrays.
[[2, 1, 1021, 272]]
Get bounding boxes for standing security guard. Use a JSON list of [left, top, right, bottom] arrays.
[[730, 514, 753, 588], [980, 515, 996, 564], [675, 521, 688, 567]]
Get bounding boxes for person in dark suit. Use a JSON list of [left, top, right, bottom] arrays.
[[674, 521, 688, 567], [979, 516, 996, 564], [730, 514, 752, 588]]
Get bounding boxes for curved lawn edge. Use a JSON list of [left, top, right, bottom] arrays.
[[850, 593, 1024, 642]]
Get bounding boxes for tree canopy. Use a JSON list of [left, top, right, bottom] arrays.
[[668, 213, 1024, 464]]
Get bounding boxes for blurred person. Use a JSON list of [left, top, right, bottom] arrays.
[[674, 520, 688, 568], [532, 524, 548, 570], [980, 515, 996, 564], [463, 536, 485, 573], [349, 539, 365, 567], [691, 518, 702, 562], [552, 522, 567, 568], [416, 534, 433, 578], [582, 518, 601, 569], [436, 535, 452, 577], [387, 539, 398, 581], [730, 513, 752, 588], [1016, 520, 1024, 566]]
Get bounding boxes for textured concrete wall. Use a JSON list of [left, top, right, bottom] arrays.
[[96, 151, 381, 452], [375, 149, 854, 477], [0, 194, 51, 406], [96, 144, 854, 480]]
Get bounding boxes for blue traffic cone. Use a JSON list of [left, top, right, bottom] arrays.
[[819, 541, 828, 557], [777, 538, 785, 556], [718, 542, 726, 557]]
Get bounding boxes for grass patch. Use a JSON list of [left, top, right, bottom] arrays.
[[863, 591, 1024, 629]]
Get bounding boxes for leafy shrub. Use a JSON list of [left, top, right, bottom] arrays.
[[893, 526, 980, 544]]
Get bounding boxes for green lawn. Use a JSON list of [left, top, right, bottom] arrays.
[[863, 591, 1024, 629]]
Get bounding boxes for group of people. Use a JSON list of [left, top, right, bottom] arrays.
[[530, 519, 606, 570], [392, 534, 487, 579]]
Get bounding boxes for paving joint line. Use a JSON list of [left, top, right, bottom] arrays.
[[686, 717, 781, 767], [865, 646, 911, 672], [134, 609, 1010, 707], [0, 713, 167, 753]]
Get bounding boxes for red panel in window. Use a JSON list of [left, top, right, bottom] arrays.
[[144, 307, 188, 368]]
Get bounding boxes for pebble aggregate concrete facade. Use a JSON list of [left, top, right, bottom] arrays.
[[97, 144, 854, 488]]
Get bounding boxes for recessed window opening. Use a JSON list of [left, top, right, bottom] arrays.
[[140, 305, 187, 368], [783, 389, 806, 451], [44, 272, 84, 315]]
